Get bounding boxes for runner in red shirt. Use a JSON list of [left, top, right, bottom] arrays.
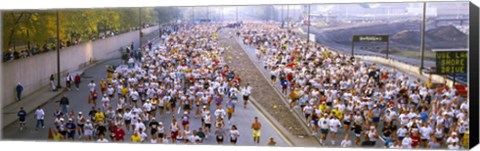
[[411, 131, 421, 148], [114, 125, 126, 142]]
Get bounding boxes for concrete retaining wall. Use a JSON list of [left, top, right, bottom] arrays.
[[2, 25, 159, 107], [357, 56, 453, 87]]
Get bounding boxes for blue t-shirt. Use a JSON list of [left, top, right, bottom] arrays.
[[420, 112, 428, 122], [65, 123, 77, 131], [18, 110, 27, 121]]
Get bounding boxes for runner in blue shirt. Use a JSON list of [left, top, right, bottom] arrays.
[[17, 107, 27, 131]]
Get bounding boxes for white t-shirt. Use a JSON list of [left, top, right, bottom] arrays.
[[420, 126, 433, 140], [402, 137, 412, 148], [88, 83, 96, 92], [448, 144, 460, 150], [329, 119, 341, 132], [446, 137, 459, 144], [341, 139, 352, 147], [397, 127, 408, 137], [230, 130, 240, 139], [319, 118, 329, 129]]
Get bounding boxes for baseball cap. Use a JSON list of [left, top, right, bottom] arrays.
[[79, 112, 83, 114]]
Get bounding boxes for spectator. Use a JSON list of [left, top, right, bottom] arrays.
[[57, 95, 70, 114], [74, 74, 81, 91], [16, 82, 23, 101], [50, 74, 57, 91]]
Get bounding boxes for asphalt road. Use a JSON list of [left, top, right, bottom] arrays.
[[2, 43, 288, 147]]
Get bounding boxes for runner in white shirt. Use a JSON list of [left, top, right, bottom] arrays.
[[303, 104, 313, 120], [397, 125, 408, 141], [340, 135, 352, 147], [402, 132, 413, 149], [328, 115, 342, 145], [214, 105, 226, 120], [419, 123, 433, 147], [319, 114, 330, 145], [96, 133, 109, 142], [123, 108, 133, 132], [204, 112, 213, 136], [229, 125, 240, 145], [88, 80, 96, 93]]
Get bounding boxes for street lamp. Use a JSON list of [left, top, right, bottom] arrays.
[[420, 2, 427, 74], [56, 10, 62, 88]]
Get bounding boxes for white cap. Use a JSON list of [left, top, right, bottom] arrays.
[[78, 112, 83, 114], [159, 122, 163, 125]]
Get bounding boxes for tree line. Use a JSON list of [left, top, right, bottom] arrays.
[[2, 7, 181, 53]]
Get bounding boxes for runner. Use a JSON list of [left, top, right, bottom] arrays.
[[83, 120, 94, 141], [65, 118, 77, 141], [157, 122, 166, 142], [319, 113, 329, 145], [229, 125, 240, 145], [76, 112, 86, 138], [17, 107, 27, 131], [226, 99, 235, 123], [241, 83, 252, 109], [204, 111, 213, 137], [267, 137, 277, 146], [328, 115, 342, 145], [215, 123, 226, 144], [170, 118, 180, 143], [340, 135, 353, 148], [123, 108, 133, 133], [251, 116, 262, 144]]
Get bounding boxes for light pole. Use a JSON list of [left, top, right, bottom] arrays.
[[56, 10, 62, 88], [236, 6, 238, 22], [307, 4, 311, 50], [139, 7, 142, 49], [420, 2, 427, 74]]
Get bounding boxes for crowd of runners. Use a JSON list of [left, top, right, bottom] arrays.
[[22, 21, 470, 149], [25, 23, 287, 145], [235, 22, 469, 150]]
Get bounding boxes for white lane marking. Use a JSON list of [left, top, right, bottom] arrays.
[[177, 106, 181, 114]]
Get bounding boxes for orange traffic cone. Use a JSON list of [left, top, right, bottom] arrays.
[[48, 127, 53, 140]]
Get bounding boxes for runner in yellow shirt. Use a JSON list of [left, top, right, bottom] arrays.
[[131, 131, 142, 142], [95, 109, 105, 123]]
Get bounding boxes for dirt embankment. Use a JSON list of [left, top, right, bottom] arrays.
[[217, 29, 308, 136], [321, 21, 468, 51]]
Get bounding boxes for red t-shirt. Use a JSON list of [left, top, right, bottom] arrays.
[[114, 128, 126, 141], [411, 135, 420, 148]]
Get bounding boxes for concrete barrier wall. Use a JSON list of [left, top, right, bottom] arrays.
[[357, 56, 453, 87], [2, 25, 159, 107]]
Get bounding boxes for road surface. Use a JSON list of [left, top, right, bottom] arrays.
[[2, 43, 289, 147]]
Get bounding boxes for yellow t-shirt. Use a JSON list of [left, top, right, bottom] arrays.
[[318, 104, 327, 112], [121, 88, 128, 95], [131, 135, 141, 142], [95, 112, 105, 122], [332, 109, 343, 120]]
